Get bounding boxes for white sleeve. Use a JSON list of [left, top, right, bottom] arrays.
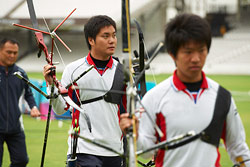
[[137, 90, 158, 159], [46, 85, 68, 115], [225, 97, 250, 166]]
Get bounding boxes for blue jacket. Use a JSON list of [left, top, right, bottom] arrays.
[[0, 64, 37, 133]]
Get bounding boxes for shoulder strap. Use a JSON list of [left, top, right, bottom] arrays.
[[103, 62, 125, 104], [201, 85, 231, 147], [80, 62, 125, 105]]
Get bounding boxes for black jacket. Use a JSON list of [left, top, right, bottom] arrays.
[[0, 64, 37, 133]]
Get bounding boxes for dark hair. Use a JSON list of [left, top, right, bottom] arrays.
[[164, 13, 211, 57], [0, 38, 19, 49], [84, 15, 116, 50]]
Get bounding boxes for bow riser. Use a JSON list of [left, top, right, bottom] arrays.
[[34, 32, 51, 62], [134, 20, 146, 98]]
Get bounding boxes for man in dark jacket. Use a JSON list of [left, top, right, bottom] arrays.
[[0, 38, 40, 167]]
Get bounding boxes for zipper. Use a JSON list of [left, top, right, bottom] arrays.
[[6, 70, 9, 132]]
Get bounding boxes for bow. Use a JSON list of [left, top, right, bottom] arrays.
[[121, 1, 167, 165], [121, 0, 138, 166], [13, 1, 92, 166], [14, 0, 90, 115]]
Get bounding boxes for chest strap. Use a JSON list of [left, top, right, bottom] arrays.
[[80, 62, 125, 105], [200, 85, 231, 147]]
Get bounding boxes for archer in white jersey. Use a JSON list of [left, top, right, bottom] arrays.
[[120, 13, 250, 167], [44, 15, 126, 167]]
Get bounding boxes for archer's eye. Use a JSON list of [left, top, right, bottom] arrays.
[[184, 51, 192, 55], [102, 34, 109, 39], [199, 48, 207, 54]]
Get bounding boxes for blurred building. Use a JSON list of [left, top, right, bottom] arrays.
[[0, 0, 167, 72], [0, 0, 250, 74]]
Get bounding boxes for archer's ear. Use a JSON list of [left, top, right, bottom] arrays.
[[88, 37, 95, 46]]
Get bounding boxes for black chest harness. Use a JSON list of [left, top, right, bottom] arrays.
[[165, 85, 231, 150], [79, 62, 126, 105], [201, 85, 231, 147]]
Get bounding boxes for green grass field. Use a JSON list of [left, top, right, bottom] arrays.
[[2, 74, 250, 166]]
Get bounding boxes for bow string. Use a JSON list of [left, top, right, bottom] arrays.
[[122, 0, 138, 166]]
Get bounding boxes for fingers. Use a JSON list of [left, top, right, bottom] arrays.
[[120, 113, 130, 134], [43, 65, 54, 85], [120, 113, 139, 135], [43, 64, 52, 76], [30, 107, 41, 117]]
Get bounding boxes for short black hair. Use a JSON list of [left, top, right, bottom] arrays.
[[84, 15, 116, 50], [0, 38, 19, 49], [164, 13, 211, 57]]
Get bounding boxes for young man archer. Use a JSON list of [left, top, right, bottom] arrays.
[[120, 13, 250, 167], [43, 15, 126, 167]]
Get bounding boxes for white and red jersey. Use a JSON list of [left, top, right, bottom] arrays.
[[138, 71, 250, 167], [49, 54, 126, 156]]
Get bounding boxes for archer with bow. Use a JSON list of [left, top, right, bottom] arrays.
[[43, 15, 127, 167], [120, 13, 250, 167]]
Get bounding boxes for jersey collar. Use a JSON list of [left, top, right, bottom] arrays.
[[172, 70, 208, 91], [86, 52, 113, 69]]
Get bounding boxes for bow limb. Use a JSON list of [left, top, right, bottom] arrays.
[[26, 0, 49, 59], [133, 20, 164, 97], [122, 0, 138, 166], [133, 20, 147, 98]]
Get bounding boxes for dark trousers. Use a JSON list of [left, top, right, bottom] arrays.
[[0, 131, 29, 167], [67, 153, 123, 167]]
